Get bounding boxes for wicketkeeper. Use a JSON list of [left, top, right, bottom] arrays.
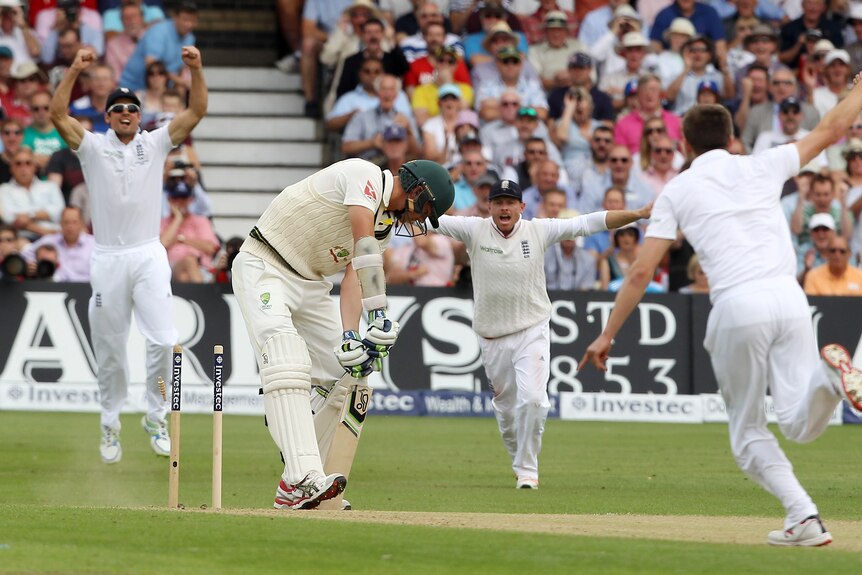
[[232, 158, 454, 509]]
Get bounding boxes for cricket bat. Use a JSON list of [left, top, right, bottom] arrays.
[[316, 380, 372, 510]]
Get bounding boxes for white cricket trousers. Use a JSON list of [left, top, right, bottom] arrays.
[[479, 321, 552, 481], [90, 240, 177, 428], [230, 252, 344, 390], [704, 276, 841, 528]]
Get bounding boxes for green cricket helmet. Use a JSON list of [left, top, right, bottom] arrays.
[[396, 160, 455, 236]]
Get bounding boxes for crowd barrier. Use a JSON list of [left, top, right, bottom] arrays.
[[0, 282, 859, 423]]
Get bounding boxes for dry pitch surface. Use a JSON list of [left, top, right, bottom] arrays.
[[201, 509, 862, 551]]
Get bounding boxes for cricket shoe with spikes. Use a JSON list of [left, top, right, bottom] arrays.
[[100, 424, 122, 464], [141, 415, 171, 457], [767, 515, 832, 547], [273, 470, 347, 510], [820, 344, 862, 412]]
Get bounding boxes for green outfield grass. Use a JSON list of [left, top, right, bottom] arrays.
[[1, 411, 861, 574]]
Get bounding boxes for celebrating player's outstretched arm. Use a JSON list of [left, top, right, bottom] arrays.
[[50, 48, 97, 150], [605, 204, 653, 229], [168, 46, 208, 147]]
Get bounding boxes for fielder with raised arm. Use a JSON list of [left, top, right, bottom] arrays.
[[579, 92, 862, 545], [231, 158, 454, 509], [435, 180, 651, 489], [50, 47, 208, 464]]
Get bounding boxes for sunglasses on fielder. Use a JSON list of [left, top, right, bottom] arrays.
[[107, 103, 141, 114]]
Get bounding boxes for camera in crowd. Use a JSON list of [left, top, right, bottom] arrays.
[[1, 253, 26, 281], [33, 258, 57, 280], [0, 253, 53, 280]]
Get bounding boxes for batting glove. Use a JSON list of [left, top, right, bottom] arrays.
[[362, 308, 400, 358], [335, 330, 380, 378]]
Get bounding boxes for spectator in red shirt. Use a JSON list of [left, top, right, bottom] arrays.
[[403, 21, 470, 91]]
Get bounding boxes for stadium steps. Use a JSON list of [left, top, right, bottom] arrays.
[[199, 66, 321, 240]]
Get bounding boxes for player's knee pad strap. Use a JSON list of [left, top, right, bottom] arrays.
[[260, 332, 312, 395], [353, 236, 387, 311]]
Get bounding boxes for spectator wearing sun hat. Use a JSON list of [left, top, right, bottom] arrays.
[[599, 30, 651, 109], [528, 10, 586, 91], [809, 49, 852, 119], [580, 0, 631, 50], [464, 19, 529, 69], [591, 5, 645, 82], [470, 27, 542, 89], [651, 17, 695, 88], [520, 1, 578, 46], [650, 0, 727, 55], [422, 83, 467, 165], [667, 34, 731, 114], [797, 212, 838, 282], [0, 0, 40, 69], [475, 46, 548, 122]]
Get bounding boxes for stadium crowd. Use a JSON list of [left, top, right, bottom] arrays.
[[277, 0, 862, 296], [1, 0, 861, 297], [0, 0, 223, 282]]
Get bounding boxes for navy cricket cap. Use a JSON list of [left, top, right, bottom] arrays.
[[383, 124, 407, 141], [568, 52, 592, 68], [488, 179, 522, 201], [779, 96, 801, 113], [105, 87, 142, 111], [166, 179, 193, 199]]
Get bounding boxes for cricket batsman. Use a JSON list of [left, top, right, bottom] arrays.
[[232, 158, 454, 509]]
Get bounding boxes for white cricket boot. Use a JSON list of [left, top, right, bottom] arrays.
[[141, 415, 171, 457], [100, 425, 122, 464], [821, 344, 862, 411], [273, 469, 347, 510], [767, 515, 832, 547], [516, 477, 539, 490]]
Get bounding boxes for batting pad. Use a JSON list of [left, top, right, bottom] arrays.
[[353, 236, 387, 311], [260, 333, 323, 484]]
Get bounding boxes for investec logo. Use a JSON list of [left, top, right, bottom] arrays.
[[479, 245, 503, 254], [562, 392, 702, 422]]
